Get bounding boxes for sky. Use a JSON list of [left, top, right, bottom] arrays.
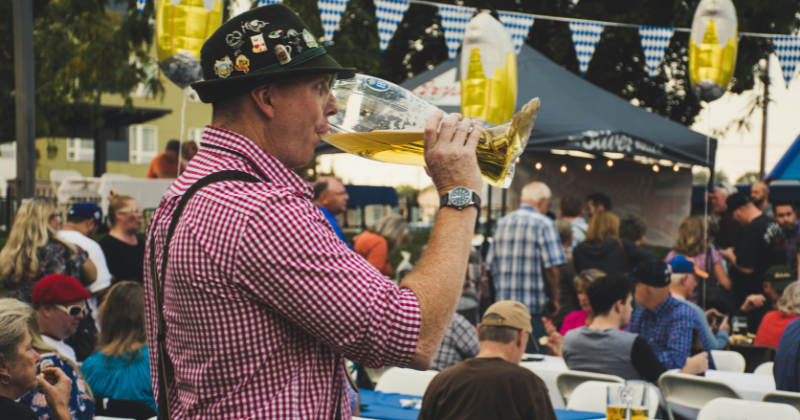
[[321, 53, 800, 188]]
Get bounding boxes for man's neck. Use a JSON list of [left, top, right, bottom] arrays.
[[670, 289, 688, 300], [743, 207, 763, 224], [589, 314, 621, 331], [61, 223, 87, 236], [110, 227, 138, 244], [645, 291, 670, 311], [476, 343, 519, 364], [562, 215, 581, 222]]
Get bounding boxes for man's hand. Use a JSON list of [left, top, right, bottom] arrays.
[[542, 317, 558, 336], [680, 352, 709, 375], [37, 368, 71, 420], [546, 331, 564, 357], [424, 112, 483, 196], [741, 294, 767, 313], [719, 315, 730, 334], [717, 247, 735, 263]]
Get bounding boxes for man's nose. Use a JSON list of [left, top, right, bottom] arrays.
[[325, 92, 338, 117]]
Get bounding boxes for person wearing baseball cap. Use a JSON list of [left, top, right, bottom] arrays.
[[718, 192, 786, 331], [57, 202, 112, 359], [626, 260, 716, 370], [419, 301, 557, 420], [668, 256, 730, 350], [30, 274, 90, 365], [144, 4, 485, 420]]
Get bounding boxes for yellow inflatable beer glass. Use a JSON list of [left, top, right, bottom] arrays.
[[689, 0, 738, 102]]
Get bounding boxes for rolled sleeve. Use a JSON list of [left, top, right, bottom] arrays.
[[233, 193, 421, 369], [539, 221, 567, 269]]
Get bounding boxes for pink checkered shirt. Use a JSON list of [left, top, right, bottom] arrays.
[[143, 126, 421, 419]]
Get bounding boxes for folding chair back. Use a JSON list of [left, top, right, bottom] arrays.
[[754, 361, 774, 376], [659, 372, 741, 420], [698, 397, 800, 420], [764, 391, 800, 413], [556, 370, 625, 406], [711, 350, 746, 373], [567, 380, 659, 418]]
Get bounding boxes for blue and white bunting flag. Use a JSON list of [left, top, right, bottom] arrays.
[[569, 21, 605, 76], [638, 26, 674, 79], [497, 11, 535, 55], [773, 35, 800, 87], [257, 0, 283, 6], [438, 4, 475, 61], [137, 0, 146, 13], [375, 0, 411, 53], [318, 0, 350, 45]]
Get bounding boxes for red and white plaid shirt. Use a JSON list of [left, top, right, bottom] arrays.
[[144, 126, 421, 419]]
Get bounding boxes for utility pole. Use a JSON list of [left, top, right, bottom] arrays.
[[13, 0, 36, 198], [759, 58, 770, 180]]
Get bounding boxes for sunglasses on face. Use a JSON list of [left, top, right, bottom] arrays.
[[117, 207, 142, 215], [55, 303, 85, 317]]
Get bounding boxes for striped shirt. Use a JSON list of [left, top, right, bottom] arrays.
[[143, 126, 421, 420], [486, 204, 566, 315]]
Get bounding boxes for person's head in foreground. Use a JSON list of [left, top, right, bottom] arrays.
[[772, 197, 798, 232], [190, 4, 354, 170], [478, 300, 533, 365], [764, 265, 797, 303], [726, 192, 761, 226], [0, 197, 62, 287], [668, 255, 709, 300], [97, 281, 147, 358], [0, 298, 72, 418], [31, 274, 90, 344], [107, 193, 142, 235], [520, 182, 551, 215], [313, 176, 349, 216], [586, 274, 635, 329], [632, 259, 672, 310], [65, 202, 105, 238]]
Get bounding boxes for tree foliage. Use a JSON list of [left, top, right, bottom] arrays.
[[1, 0, 164, 140], [693, 169, 729, 185], [736, 171, 761, 184]]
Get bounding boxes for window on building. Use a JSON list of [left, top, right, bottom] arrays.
[[129, 125, 158, 164], [67, 138, 95, 162]]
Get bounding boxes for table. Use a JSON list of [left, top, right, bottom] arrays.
[[520, 355, 570, 409], [726, 343, 776, 373], [705, 370, 776, 401], [358, 389, 603, 420]]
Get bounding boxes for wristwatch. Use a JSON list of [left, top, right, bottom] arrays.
[[439, 186, 481, 217]]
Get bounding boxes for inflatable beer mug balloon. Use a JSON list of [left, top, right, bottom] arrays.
[[323, 75, 540, 188], [689, 0, 738, 102], [156, 0, 224, 88], [460, 12, 517, 125]]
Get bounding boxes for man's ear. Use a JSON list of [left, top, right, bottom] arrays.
[[0, 354, 9, 378], [250, 84, 276, 119]]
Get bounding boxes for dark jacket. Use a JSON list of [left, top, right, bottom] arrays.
[[573, 238, 656, 276]]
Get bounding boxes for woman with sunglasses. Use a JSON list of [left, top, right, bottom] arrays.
[[0, 298, 73, 420], [100, 193, 145, 284], [0, 198, 97, 302], [18, 274, 95, 420]]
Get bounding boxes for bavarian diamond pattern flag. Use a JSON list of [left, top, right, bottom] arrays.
[[497, 11, 535, 55], [569, 21, 605, 76], [773, 35, 800, 87], [137, 0, 146, 13], [375, 0, 411, 53], [438, 4, 476, 61], [638, 26, 674, 79], [257, 0, 283, 6], [318, 0, 350, 45]]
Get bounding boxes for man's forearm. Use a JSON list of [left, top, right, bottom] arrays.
[[401, 207, 477, 369], [545, 266, 559, 310]]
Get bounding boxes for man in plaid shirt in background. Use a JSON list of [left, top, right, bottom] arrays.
[[432, 312, 480, 371], [486, 182, 566, 354], [144, 5, 484, 420]]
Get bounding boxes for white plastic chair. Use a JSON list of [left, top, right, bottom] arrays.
[[659, 372, 742, 420], [100, 173, 131, 179], [374, 367, 439, 397], [711, 350, 746, 373], [698, 397, 800, 420], [754, 361, 775, 376], [764, 391, 800, 413], [556, 370, 625, 406], [567, 381, 659, 419]]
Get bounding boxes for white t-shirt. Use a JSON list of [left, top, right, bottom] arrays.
[[57, 230, 113, 332], [42, 335, 77, 365]]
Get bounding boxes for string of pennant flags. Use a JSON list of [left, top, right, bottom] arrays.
[[136, 0, 800, 87]]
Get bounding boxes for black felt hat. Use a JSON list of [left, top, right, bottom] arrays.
[[633, 259, 671, 288], [191, 4, 356, 103]]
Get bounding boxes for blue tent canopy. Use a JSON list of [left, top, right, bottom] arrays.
[[766, 135, 800, 181], [345, 185, 398, 207]]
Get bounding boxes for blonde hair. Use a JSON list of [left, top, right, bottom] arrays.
[[777, 282, 800, 316], [97, 282, 147, 362], [672, 216, 707, 257], [0, 298, 33, 363], [107, 192, 136, 228], [369, 214, 411, 254], [583, 211, 620, 247], [573, 269, 607, 293], [0, 198, 76, 286]]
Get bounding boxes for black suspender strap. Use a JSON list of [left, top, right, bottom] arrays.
[[151, 170, 261, 420]]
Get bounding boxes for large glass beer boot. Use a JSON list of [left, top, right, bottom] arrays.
[[323, 74, 540, 188]]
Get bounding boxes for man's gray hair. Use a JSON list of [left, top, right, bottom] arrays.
[[521, 182, 551, 203], [714, 182, 738, 197]]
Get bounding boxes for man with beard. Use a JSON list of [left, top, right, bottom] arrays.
[[751, 181, 773, 218], [773, 197, 799, 278]]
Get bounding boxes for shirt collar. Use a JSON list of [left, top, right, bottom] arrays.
[[199, 125, 313, 199], [520, 203, 541, 214], [649, 293, 676, 318]]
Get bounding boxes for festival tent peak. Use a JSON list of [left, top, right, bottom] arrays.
[[766, 134, 800, 182], [394, 43, 717, 168]]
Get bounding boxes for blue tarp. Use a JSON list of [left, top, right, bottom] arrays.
[[767, 135, 800, 182], [345, 185, 399, 207]]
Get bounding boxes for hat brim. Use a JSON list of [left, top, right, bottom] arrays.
[[192, 53, 355, 103]]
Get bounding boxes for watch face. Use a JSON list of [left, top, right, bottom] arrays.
[[450, 187, 471, 206]]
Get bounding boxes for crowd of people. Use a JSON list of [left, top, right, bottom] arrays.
[[0, 4, 799, 420]]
